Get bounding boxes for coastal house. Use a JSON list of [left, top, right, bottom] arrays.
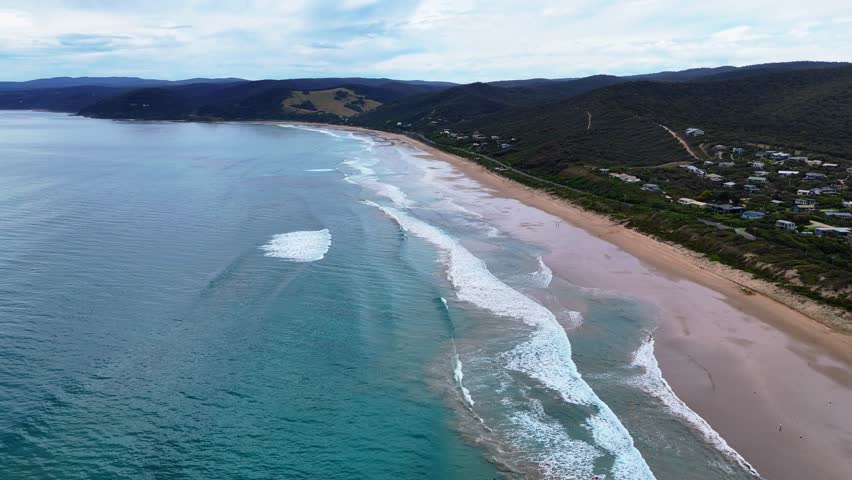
[[743, 184, 760, 193], [718, 162, 735, 168], [793, 204, 816, 213], [686, 165, 705, 176], [754, 171, 770, 177], [598, 168, 610, 174], [843, 201, 852, 208], [751, 161, 765, 169], [804, 172, 828, 181], [770, 152, 791, 160], [777, 170, 799, 177], [732, 147, 745, 155], [706, 174, 724, 182], [710, 204, 745, 214], [704, 160, 715, 166], [678, 198, 706, 207], [723, 181, 736, 188], [500, 143, 512, 149], [810, 187, 837, 195], [775, 220, 797, 231], [741, 211, 766, 220], [747, 176, 767, 183], [641, 183, 661, 192], [609, 172, 641, 183], [804, 159, 823, 167], [822, 163, 838, 168], [824, 212, 852, 219], [685, 128, 704, 136], [847, 167, 852, 175], [797, 189, 812, 196], [795, 198, 817, 205], [814, 227, 851, 237]]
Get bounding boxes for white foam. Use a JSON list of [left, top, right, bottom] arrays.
[[259, 229, 331, 262], [442, 297, 476, 407], [557, 310, 584, 330], [528, 256, 553, 288], [277, 124, 342, 137], [630, 337, 760, 477], [305, 168, 335, 172], [510, 398, 602, 479], [369, 204, 655, 479], [342, 155, 412, 208]]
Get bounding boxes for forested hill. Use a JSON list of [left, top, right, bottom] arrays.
[[356, 65, 852, 172]]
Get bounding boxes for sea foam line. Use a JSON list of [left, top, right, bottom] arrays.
[[442, 297, 476, 407], [630, 337, 760, 477], [259, 229, 331, 262], [529, 256, 553, 289], [277, 124, 342, 137], [370, 203, 655, 480]]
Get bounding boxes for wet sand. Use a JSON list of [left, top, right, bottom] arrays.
[[283, 123, 852, 479]]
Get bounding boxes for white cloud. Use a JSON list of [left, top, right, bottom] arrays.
[[0, 0, 849, 81]]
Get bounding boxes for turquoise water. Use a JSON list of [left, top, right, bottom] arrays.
[[0, 112, 757, 479]]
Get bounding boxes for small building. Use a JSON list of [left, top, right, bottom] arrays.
[[741, 211, 766, 220], [732, 147, 745, 155], [775, 220, 797, 231], [711, 204, 745, 214], [804, 159, 823, 167], [609, 172, 641, 183], [747, 176, 768, 183], [723, 181, 736, 188], [718, 162, 735, 168], [822, 163, 838, 168], [770, 152, 791, 160], [810, 187, 837, 196], [704, 160, 715, 166], [641, 183, 661, 192], [678, 198, 706, 207], [814, 227, 851, 237], [751, 161, 765, 169], [797, 189, 812, 196], [685, 128, 704, 136], [824, 211, 852, 219], [804, 172, 828, 181], [842, 201, 852, 208], [847, 167, 852, 175], [789, 156, 808, 162], [706, 174, 724, 182], [795, 198, 817, 205], [598, 168, 610, 174], [499, 143, 512, 149], [754, 171, 770, 177], [686, 165, 705, 176], [793, 204, 816, 213], [743, 184, 760, 193], [777, 170, 799, 177]]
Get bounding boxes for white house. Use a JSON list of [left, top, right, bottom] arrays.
[[778, 170, 800, 177], [723, 181, 736, 188], [747, 176, 768, 183], [775, 220, 797, 231]]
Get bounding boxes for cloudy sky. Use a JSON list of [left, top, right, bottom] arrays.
[[2, 0, 850, 82]]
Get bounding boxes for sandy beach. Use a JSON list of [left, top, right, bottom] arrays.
[[304, 123, 852, 480]]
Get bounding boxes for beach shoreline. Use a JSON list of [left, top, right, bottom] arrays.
[[275, 121, 852, 479]]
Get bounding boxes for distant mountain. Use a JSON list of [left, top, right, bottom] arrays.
[[78, 79, 450, 120], [628, 61, 850, 82], [0, 76, 246, 92]]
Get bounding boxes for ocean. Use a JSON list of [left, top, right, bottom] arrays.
[[0, 111, 757, 479]]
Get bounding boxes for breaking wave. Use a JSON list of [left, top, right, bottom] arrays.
[[370, 203, 655, 479], [259, 229, 331, 262], [630, 337, 759, 477]]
